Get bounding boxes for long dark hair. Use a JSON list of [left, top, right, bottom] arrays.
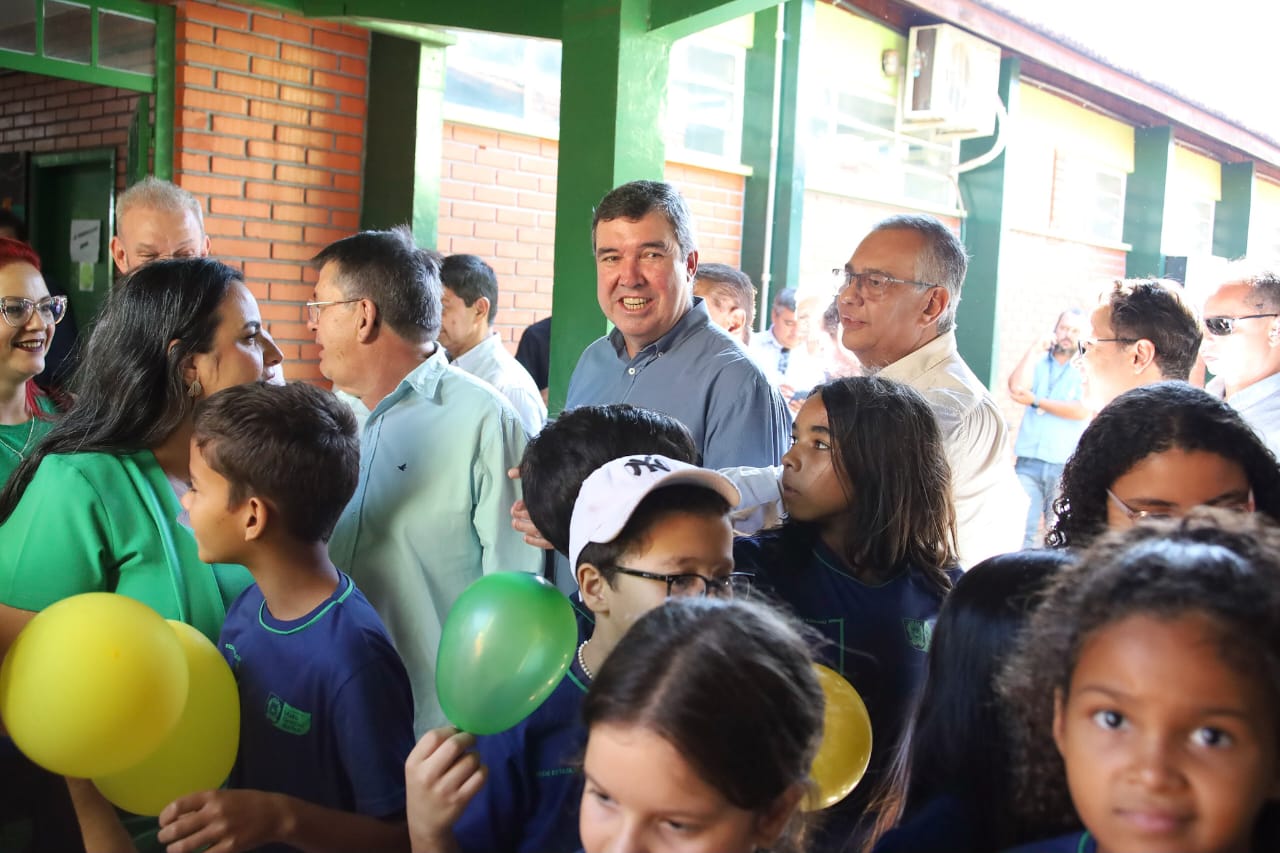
[[1047, 381, 1280, 549], [1001, 512, 1280, 844], [862, 549, 1072, 852], [0, 258, 238, 522], [583, 598, 823, 852], [790, 375, 957, 591]]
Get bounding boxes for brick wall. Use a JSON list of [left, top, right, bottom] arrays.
[[0, 73, 139, 192], [996, 228, 1127, 440], [438, 119, 746, 350], [173, 0, 369, 382]]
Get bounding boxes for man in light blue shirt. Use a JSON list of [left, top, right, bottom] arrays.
[[1007, 309, 1090, 546], [309, 227, 541, 734], [566, 180, 788, 472]]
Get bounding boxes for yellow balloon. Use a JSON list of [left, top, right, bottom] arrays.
[[94, 621, 240, 815], [805, 663, 873, 811], [0, 593, 189, 778]]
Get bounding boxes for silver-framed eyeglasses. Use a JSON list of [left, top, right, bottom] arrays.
[[1107, 488, 1255, 522], [305, 299, 361, 325], [608, 564, 754, 599], [832, 269, 937, 300], [0, 295, 67, 328], [1204, 314, 1279, 336]]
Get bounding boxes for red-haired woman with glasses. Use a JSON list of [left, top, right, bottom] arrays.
[[0, 237, 66, 486]]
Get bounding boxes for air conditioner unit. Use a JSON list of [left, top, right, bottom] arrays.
[[903, 24, 1002, 140]]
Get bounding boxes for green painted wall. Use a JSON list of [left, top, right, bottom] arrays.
[[1214, 161, 1254, 259], [1123, 126, 1173, 278], [956, 56, 1019, 388]]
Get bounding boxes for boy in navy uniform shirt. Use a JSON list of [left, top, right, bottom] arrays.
[[406, 454, 748, 853], [158, 382, 415, 853]]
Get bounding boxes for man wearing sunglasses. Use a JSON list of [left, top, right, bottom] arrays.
[[1077, 278, 1202, 411], [1201, 267, 1280, 457]]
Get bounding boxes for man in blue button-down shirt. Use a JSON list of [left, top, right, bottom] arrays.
[[565, 180, 788, 472], [309, 227, 541, 735]]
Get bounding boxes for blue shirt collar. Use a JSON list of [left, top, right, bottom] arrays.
[[607, 297, 711, 361]]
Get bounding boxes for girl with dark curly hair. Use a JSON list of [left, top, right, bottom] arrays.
[[999, 510, 1280, 852], [1046, 381, 1280, 549]]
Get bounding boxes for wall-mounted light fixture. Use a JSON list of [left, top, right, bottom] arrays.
[[881, 48, 901, 76]]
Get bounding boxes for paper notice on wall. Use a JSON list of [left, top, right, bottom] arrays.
[[70, 219, 100, 264]]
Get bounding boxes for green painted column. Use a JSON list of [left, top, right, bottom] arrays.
[[1213, 161, 1254, 260], [956, 56, 1019, 388], [547, 0, 672, 414], [360, 31, 449, 247], [153, 4, 175, 180], [740, 0, 811, 327], [738, 3, 779, 317], [1122, 126, 1173, 278]]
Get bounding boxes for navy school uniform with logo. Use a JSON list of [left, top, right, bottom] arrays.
[[733, 526, 956, 850], [451, 652, 591, 853], [219, 572, 415, 853]]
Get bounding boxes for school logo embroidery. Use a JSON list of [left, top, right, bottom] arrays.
[[265, 693, 312, 735], [222, 643, 242, 673], [624, 455, 670, 476], [903, 618, 933, 652]]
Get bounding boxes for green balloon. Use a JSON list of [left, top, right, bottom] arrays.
[[436, 572, 577, 735]]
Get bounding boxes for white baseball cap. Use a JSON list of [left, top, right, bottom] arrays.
[[568, 454, 741, 572]]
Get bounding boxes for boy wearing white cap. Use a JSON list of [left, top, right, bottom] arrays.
[[405, 454, 748, 853]]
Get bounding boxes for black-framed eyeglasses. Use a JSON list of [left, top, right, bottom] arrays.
[[0, 295, 67, 328], [609, 564, 754, 599], [1077, 337, 1138, 357], [1204, 314, 1279, 337], [305, 299, 362, 325], [831, 269, 937, 300], [1107, 488, 1255, 522]]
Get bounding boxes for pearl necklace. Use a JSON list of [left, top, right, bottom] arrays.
[[576, 639, 593, 680], [0, 416, 35, 461]]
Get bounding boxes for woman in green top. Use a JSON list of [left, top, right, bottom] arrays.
[[0, 237, 66, 487], [0, 257, 284, 850], [0, 257, 285, 646]]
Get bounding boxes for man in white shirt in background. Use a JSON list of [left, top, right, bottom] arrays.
[[1201, 265, 1280, 456], [835, 213, 1023, 565], [438, 253, 547, 436]]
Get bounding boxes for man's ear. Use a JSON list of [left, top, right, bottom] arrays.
[[473, 295, 492, 324], [109, 235, 128, 274], [200, 233, 212, 258], [1132, 338, 1158, 373], [242, 495, 270, 543], [684, 250, 699, 281], [355, 298, 379, 343], [578, 563, 610, 616], [727, 307, 747, 335], [921, 285, 949, 327]]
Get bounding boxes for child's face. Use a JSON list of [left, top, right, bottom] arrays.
[[182, 440, 246, 564], [780, 394, 848, 526], [1053, 612, 1280, 853], [593, 511, 735, 634], [580, 722, 791, 853], [1106, 448, 1252, 528]]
